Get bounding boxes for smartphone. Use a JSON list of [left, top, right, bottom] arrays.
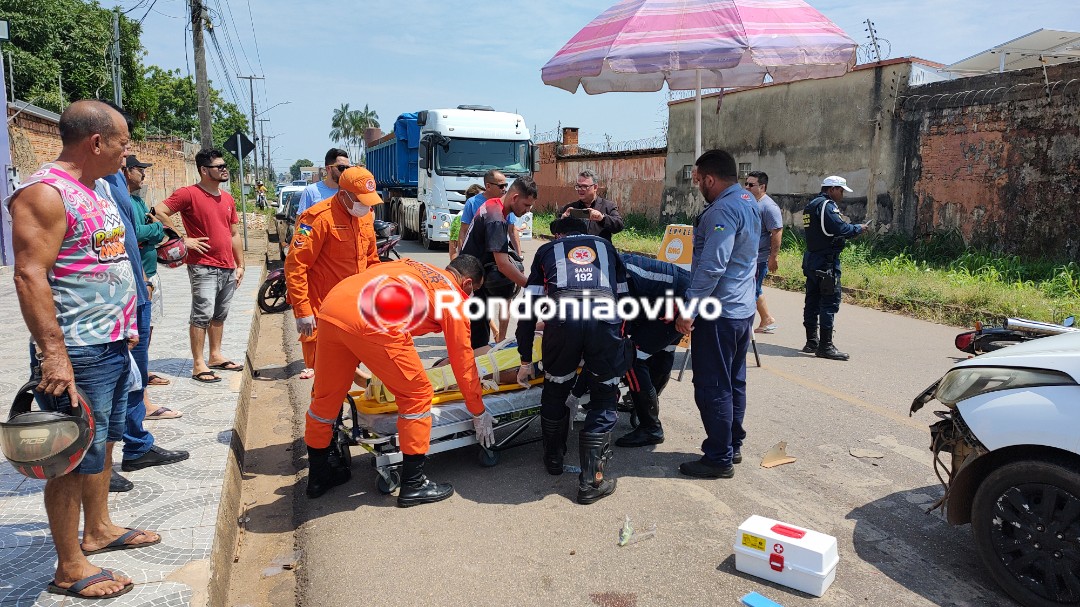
[[569, 208, 591, 220]]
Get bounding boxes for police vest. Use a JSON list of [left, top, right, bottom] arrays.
[[535, 234, 621, 298], [802, 195, 844, 254]]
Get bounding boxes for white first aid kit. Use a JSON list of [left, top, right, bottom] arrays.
[[733, 515, 839, 597]]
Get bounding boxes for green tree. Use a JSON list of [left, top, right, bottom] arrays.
[[348, 104, 379, 160], [329, 103, 353, 151], [290, 159, 313, 180]]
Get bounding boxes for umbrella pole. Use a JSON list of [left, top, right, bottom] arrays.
[[694, 69, 702, 161]]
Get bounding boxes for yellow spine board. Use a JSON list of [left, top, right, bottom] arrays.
[[350, 377, 544, 416]]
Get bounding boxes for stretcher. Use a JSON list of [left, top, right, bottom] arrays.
[[334, 382, 545, 494]]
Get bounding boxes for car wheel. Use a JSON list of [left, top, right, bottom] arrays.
[[971, 459, 1080, 607]]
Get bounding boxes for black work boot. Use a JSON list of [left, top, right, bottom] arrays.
[[802, 325, 819, 353], [577, 431, 617, 505], [397, 454, 454, 508], [816, 327, 850, 361], [541, 414, 570, 475], [305, 446, 351, 499], [615, 398, 664, 447]]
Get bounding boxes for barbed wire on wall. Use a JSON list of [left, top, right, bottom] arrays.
[[557, 135, 667, 157], [897, 78, 1080, 111], [667, 88, 724, 102], [532, 127, 562, 143]]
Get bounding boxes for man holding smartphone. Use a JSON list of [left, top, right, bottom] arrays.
[[558, 169, 624, 242]]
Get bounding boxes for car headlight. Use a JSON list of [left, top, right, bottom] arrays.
[[934, 366, 1076, 405], [440, 221, 450, 230]]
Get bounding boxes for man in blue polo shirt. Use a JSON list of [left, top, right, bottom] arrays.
[[458, 169, 518, 253], [675, 149, 760, 480]]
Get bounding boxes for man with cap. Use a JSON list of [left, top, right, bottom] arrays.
[[801, 176, 867, 361], [285, 167, 383, 379]]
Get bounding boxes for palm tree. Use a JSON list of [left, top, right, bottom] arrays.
[[347, 105, 380, 161], [329, 103, 354, 150]]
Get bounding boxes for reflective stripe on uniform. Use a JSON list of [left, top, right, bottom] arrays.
[[553, 242, 568, 287], [526, 285, 545, 296], [626, 263, 673, 284], [616, 280, 628, 294], [820, 201, 834, 237], [663, 344, 677, 352], [545, 369, 577, 384], [399, 411, 432, 420], [636, 349, 653, 360], [306, 408, 336, 425], [597, 376, 621, 386], [595, 243, 611, 289]]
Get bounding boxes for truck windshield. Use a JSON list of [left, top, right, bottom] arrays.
[[435, 139, 530, 176]]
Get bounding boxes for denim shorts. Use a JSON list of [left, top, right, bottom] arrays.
[[188, 264, 237, 328], [33, 340, 130, 475], [755, 260, 769, 299]]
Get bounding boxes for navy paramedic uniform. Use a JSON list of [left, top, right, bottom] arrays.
[[618, 254, 691, 445], [801, 194, 863, 332], [517, 232, 631, 502]]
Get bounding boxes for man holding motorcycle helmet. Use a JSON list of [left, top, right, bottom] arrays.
[[285, 167, 383, 379], [801, 176, 867, 361]]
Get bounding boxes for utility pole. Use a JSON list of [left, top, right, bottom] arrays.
[[191, 0, 213, 148], [238, 75, 263, 188], [111, 8, 123, 107], [257, 118, 271, 181]]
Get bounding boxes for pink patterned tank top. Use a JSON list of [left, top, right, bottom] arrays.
[[9, 164, 136, 345]]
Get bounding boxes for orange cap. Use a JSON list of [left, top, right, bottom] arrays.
[[338, 167, 383, 206]]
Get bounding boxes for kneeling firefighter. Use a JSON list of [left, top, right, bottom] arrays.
[[615, 253, 691, 448], [802, 176, 866, 361], [516, 217, 632, 505], [303, 255, 495, 505]]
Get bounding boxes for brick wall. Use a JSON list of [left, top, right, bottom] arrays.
[[533, 141, 667, 221], [7, 105, 199, 207], [899, 62, 1080, 261]]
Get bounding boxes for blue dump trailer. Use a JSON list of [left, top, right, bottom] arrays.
[[366, 113, 420, 199]]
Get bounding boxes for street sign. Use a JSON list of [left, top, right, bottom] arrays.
[[224, 131, 255, 160]]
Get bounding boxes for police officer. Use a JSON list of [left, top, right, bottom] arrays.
[[801, 176, 867, 361], [615, 254, 690, 448], [516, 217, 631, 505]]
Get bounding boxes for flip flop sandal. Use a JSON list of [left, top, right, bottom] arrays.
[[192, 371, 222, 383], [47, 569, 134, 600], [80, 528, 161, 556], [145, 406, 182, 420], [754, 324, 778, 334], [210, 360, 245, 372], [147, 374, 171, 386], [299, 368, 315, 380]]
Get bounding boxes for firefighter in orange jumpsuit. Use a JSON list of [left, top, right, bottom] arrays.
[[285, 167, 382, 379], [303, 254, 496, 505]]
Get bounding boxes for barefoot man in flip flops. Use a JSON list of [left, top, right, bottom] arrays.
[[9, 99, 162, 599], [155, 149, 246, 383]]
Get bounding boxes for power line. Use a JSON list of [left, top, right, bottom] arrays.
[[138, 0, 162, 24], [213, 0, 256, 75]]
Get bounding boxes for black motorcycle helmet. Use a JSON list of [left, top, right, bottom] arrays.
[[0, 381, 95, 479]]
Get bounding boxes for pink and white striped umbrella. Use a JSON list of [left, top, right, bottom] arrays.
[[542, 0, 858, 94]]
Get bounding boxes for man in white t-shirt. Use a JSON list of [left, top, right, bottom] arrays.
[[296, 148, 351, 215]]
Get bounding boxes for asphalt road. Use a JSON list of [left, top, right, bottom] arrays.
[[288, 237, 1013, 607]]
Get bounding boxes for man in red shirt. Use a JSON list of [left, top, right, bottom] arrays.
[[154, 149, 246, 383]]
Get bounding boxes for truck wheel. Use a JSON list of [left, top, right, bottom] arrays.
[[971, 459, 1080, 607], [418, 206, 429, 248]]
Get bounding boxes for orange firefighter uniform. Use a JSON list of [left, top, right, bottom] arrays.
[[304, 259, 486, 454], [284, 172, 382, 368]]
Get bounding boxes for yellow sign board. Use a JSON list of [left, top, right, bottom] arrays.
[[741, 532, 767, 552], [657, 224, 693, 269]]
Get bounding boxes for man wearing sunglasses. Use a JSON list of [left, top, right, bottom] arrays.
[[457, 170, 520, 255], [297, 148, 351, 216], [558, 168, 624, 242], [155, 149, 246, 384]]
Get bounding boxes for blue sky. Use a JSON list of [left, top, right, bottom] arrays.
[[130, 0, 1080, 176]]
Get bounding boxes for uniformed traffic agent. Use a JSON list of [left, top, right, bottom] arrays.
[[801, 175, 867, 361], [516, 217, 632, 505], [615, 254, 691, 448]]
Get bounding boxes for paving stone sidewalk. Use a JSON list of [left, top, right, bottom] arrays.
[[0, 263, 257, 606]]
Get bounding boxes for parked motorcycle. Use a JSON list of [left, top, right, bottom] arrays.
[[256, 221, 403, 314], [954, 316, 1076, 355]]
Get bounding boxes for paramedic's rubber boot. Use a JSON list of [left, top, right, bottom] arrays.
[[577, 431, 617, 505], [305, 446, 351, 499], [615, 397, 664, 448], [541, 414, 570, 475], [802, 325, 819, 353], [397, 454, 454, 508], [816, 327, 850, 361]]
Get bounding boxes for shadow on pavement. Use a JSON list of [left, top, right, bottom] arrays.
[[253, 360, 307, 381], [754, 342, 812, 359]]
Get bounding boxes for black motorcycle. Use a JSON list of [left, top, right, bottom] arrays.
[[954, 315, 1076, 355], [257, 221, 403, 314]]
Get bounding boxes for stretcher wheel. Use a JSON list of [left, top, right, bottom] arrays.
[[376, 470, 401, 495], [333, 430, 352, 470], [478, 447, 500, 467]]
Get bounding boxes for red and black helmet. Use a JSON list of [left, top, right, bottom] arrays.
[[0, 381, 95, 480], [156, 227, 188, 268]]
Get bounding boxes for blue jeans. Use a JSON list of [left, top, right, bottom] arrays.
[[755, 260, 768, 298], [123, 302, 155, 459], [32, 340, 129, 474], [690, 315, 753, 466]]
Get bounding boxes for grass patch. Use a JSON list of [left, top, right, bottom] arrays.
[[531, 213, 1080, 327]]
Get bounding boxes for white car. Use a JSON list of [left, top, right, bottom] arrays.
[[275, 185, 306, 213], [910, 331, 1080, 607]]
